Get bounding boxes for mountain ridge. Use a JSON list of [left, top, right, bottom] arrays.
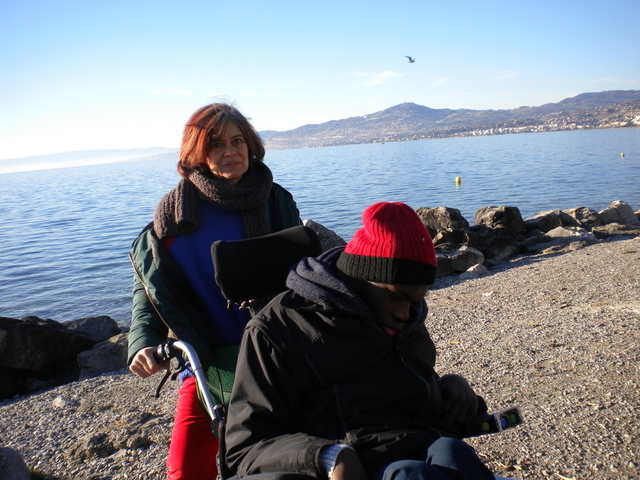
[[262, 90, 640, 149], [3, 90, 639, 172]]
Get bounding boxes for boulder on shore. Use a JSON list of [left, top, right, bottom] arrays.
[[0, 315, 122, 400], [409, 200, 639, 279], [0, 447, 30, 480], [77, 333, 128, 381], [599, 200, 640, 226]]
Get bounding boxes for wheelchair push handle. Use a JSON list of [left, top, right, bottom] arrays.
[[152, 340, 226, 437]]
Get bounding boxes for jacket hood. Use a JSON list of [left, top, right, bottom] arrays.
[[286, 247, 428, 338], [286, 247, 366, 317]]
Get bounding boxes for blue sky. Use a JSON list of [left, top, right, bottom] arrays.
[[1, 0, 638, 160]]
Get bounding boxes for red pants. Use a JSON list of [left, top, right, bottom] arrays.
[[167, 377, 218, 480]]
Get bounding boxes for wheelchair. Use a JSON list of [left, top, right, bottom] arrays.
[[153, 225, 522, 480]]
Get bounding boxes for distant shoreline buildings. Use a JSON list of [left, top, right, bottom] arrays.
[[263, 93, 640, 150]]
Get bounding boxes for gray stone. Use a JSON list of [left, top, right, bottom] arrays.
[[525, 209, 580, 233], [77, 333, 128, 380], [546, 226, 597, 241], [458, 271, 481, 280], [416, 206, 469, 240], [466, 263, 488, 275], [467, 224, 522, 261], [435, 252, 455, 278], [474, 206, 525, 234], [64, 316, 121, 343], [529, 226, 597, 252], [303, 219, 346, 251], [457, 263, 487, 280], [53, 395, 79, 408], [434, 245, 484, 277], [450, 246, 485, 273], [599, 200, 640, 226], [0, 447, 30, 480], [563, 206, 602, 228], [591, 223, 640, 239], [0, 316, 94, 371]]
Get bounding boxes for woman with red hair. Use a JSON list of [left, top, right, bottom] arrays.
[[127, 103, 301, 480]]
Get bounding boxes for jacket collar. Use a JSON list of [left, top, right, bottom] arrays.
[[286, 247, 428, 339]]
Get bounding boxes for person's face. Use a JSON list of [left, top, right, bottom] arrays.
[[354, 281, 430, 336], [206, 122, 249, 185]]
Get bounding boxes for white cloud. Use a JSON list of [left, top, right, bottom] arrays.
[[359, 71, 401, 88], [152, 87, 192, 96], [431, 78, 447, 87], [494, 70, 518, 80]]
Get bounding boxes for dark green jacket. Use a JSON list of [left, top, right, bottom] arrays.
[[127, 183, 301, 367]]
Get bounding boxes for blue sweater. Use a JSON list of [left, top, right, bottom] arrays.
[[169, 200, 250, 347]]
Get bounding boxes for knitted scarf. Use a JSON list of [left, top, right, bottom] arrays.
[[153, 161, 274, 240]]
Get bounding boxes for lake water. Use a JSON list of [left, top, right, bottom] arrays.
[[1, 128, 638, 325]]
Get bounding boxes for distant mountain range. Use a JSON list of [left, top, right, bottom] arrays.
[[3, 90, 639, 174], [0, 147, 177, 175], [261, 90, 640, 150]]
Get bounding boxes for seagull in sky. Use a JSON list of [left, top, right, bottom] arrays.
[[405, 56, 416, 63]]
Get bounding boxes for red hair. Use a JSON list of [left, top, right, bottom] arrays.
[[177, 103, 265, 179]]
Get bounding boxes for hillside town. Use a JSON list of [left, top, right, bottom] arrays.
[[264, 95, 640, 150], [436, 101, 640, 139], [349, 101, 640, 144]]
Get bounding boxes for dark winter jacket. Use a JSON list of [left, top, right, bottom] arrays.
[[225, 248, 457, 478]]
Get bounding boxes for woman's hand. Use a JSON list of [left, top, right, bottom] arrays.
[[332, 448, 369, 480], [129, 346, 168, 379], [439, 374, 478, 424]]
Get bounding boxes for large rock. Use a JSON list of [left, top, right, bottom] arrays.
[[303, 219, 346, 251], [77, 333, 128, 381], [0, 316, 123, 400], [467, 224, 522, 261], [416, 207, 469, 244], [64, 316, 121, 343], [434, 252, 455, 278], [524, 209, 580, 233], [563, 206, 602, 229], [591, 223, 640, 239], [0, 316, 94, 371], [0, 447, 30, 480], [435, 245, 484, 275], [528, 226, 598, 253], [599, 200, 640, 226], [474, 206, 525, 234]]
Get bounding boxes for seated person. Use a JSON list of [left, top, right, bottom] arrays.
[[225, 202, 496, 480]]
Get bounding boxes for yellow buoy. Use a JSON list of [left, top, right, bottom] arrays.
[[455, 176, 462, 185], [620, 153, 625, 157]]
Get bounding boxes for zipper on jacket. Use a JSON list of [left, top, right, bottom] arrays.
[[128, 252, 173, 332]]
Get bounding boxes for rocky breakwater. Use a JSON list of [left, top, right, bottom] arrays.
[[417, 199, 640, 279], [0, 315, 128, 401]]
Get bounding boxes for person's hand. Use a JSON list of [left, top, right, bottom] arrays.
[[129, 346, 168, 379], [439, 374, 478, 424], [331, 448, 369, 480]]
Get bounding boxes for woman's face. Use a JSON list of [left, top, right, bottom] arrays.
[[206, 122, 249, 185]]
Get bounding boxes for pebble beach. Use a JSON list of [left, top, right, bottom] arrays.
[[1, 235, 638, 480]]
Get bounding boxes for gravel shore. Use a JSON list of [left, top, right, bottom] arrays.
[[1, 235, 638, 480]]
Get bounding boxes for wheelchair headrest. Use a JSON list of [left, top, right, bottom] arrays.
[[211, 225, 322, 304]]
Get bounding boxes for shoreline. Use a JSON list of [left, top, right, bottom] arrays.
[[1, 235, 638, 479]]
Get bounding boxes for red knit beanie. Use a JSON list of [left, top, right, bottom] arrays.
[[336, 202, 438, 285]]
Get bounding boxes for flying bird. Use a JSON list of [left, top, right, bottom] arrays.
[[405, 56, 416, 63]]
